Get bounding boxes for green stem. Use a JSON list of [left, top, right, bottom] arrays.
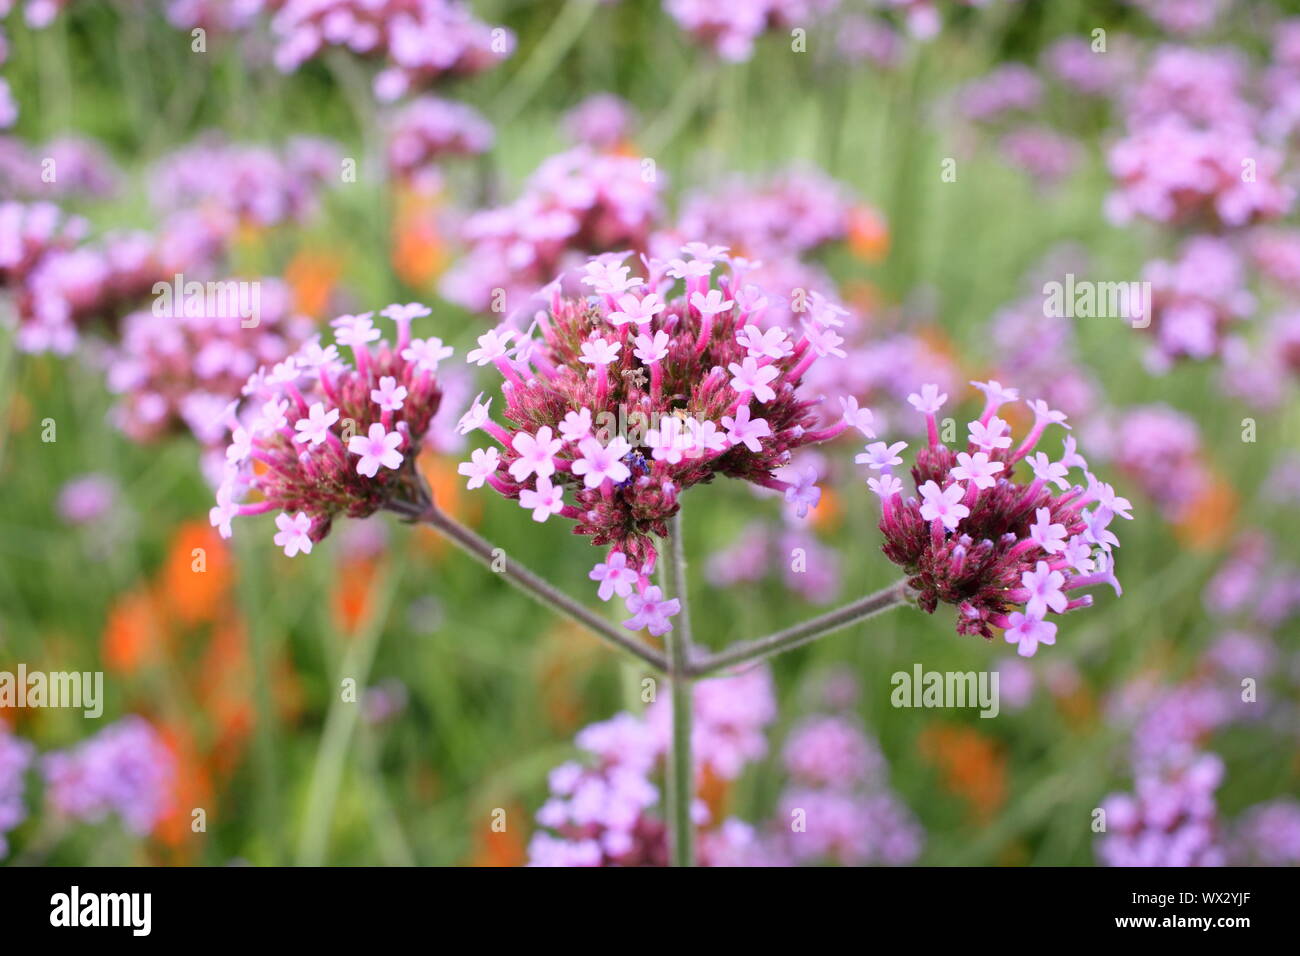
[[409, 502, 668, 672], [688, 580, 910, 676], [494, 0, 601, 126], [296, 557, 403, 865], [660, 513, 695, 867]]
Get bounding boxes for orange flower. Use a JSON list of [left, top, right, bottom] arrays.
[[918, 722, 1007, 823], [332, 557, 379, 635], [102, 587, 167, 676], [284, 248, 342, 318], [150, 722, 212, 860], [847, 205, 890, 263], [466, 802, 528, 867], [1174, 470, 1238, 550], [392, 190, 448, 289], [160, 522, 232, 628]]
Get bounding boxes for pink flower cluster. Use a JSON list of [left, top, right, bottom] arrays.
[[269, 0, 514, 101], [675, 167, 856, 261], [1, 201, 164, 354], [1105, 405, 1211, 523], [528, 668, 777, 867], [1137, 235, 1254, 367], [42, 717, 174, 837], [563, 93, 635, 150], [757, 681, 923, 866], [0, 135, 120, 200], [664, 0, 840, 62], [1097, 753, 1225, 867], [872, 381, 1129, 655], [105, 279, 315, 449], [384, 95, 493, 189], [440, 147, 663, 314], [0, 723, 34, 860], [150, 136, 341, 231], [211, 303, 448, 554], [456, 246, 861, 630]]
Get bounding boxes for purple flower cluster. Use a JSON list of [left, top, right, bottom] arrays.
[[0, 135, 120, 200], [664, 0, 840, 62], [269, 0, 514, 101], [0, 723, 34, 860], [1, 201, 164, 354], [456, 246, 860, 628], [150, 136, 341, 231], [528, 668, 777, 867], [1097, 753, 1225, 867], [563, 93, 635, 150], [872, 381, 1128, 654], [105, 279, 315, 450], [42, 717, 174, 837], [212, 303, 448, 554], [440, 147, 663, 314], [384, 95, 493, 189]]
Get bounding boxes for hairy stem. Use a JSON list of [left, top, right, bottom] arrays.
[[660, 513, 696, 867], [410, 502, 668, 672], [688, 580, 911, 676]]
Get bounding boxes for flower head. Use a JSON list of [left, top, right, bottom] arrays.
[[212, 302, 444, 552], [874, 381, 1126, 651], [460, 249, 859, 606]]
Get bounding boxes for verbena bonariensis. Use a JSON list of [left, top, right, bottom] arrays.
[[870, 381, 1129, 655], [456, 246, 866, 629], [210, 303, 449, 553]]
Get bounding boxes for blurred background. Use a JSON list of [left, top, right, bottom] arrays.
[[0, 0, 1298, 866]]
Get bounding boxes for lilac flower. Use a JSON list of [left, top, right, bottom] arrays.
[[856, 441, 906, 470], [43, 717, 173, 836], [274, 511, 315, 557], [589, 552, 638, 602], [951, 451, 1003, 490], [0, 725, 34, 859], [572, 436, 633, 489], [349, 424, 405, 478], [458, 447, 501, 490], [519, 477, 565, 522], [623, 585, 681, 637], [509, 427, 563, 482]]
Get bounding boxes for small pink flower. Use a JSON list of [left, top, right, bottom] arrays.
[[370, 376, 408, 412], [721, 406, 770, 452], [573, 435, 632, 488], [907, 384, 947, 414], [1005, 611, 1056, 657], [727, 356, 780, 403], [856, 441, 906, 470], [348, 423, 404, 478], [952, 451, 1004, 490], [918, 480, 969, 531], [589, 552, 637, 601], [579, 338, 621, 365], [458, 447, 500, 489], [690, 288, 733, 317], [622, 584, 681, 636], [1022, 561, 1067, 617], [632, 329, 670, 364], [968, 417, 1012, 451], [293, 402, 340, 446], [520, 476, 564, 522], [274, 511, 314, 557], [509, 426, 563, 481]]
